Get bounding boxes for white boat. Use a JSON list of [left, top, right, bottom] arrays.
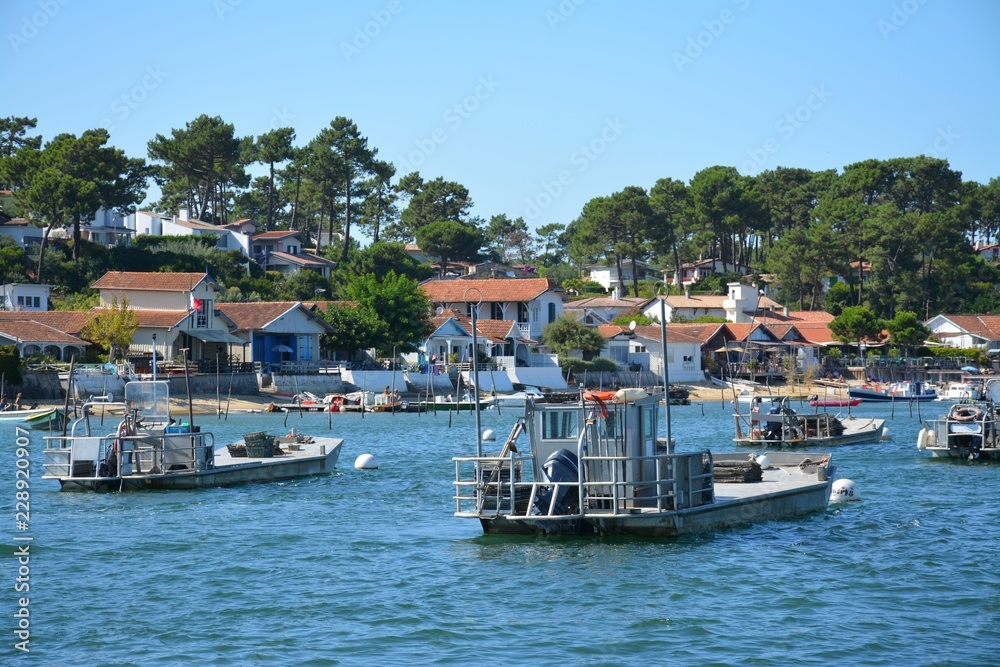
[[454, 388, 837, 537], [485, 386, 545, 409], [42, 380, 343, 491], [734, 395, 885, 448], [934, 381, 983, 403], [918, 402, 1000, 460], [0, 406, 61, 422]]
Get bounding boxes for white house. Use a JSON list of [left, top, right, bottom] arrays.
[[563, 296, 650, 326], [132, 210, 253, 255], [2, 283, 52, 311], [673, 258, 749, 287], [642, 283, 781, 324], [253, 230, 337, 278], [81, 208, 134, 247], [419, 277, 565, 341], [587, 260, 660, 294], [925, 314, 1000, 353], [597, 324, 707, 384]]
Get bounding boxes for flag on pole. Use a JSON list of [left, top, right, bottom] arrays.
[[190, 295, 204, 312]]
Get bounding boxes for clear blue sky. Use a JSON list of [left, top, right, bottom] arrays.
[[4, 0, 998, 239]]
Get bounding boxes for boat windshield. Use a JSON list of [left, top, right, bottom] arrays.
[[124, 381, 171, 421]]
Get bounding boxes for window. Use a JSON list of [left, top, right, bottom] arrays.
[[517, 302, 528, 322], [16, 296, 23, 306], [217, 235, 228, 248], [287, 245, 298, 255], [491, 302, 503, 320], [548, 302, 556, 323], [195, 299, 213, 328], [32, 296, 40, 308]]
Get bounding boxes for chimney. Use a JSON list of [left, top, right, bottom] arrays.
[[179, 208, 190, 221], [684, 287, 690, 299], [783, 306, 789, 317]]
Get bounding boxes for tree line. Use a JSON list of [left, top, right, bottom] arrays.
[[1, 115, 999, 322]]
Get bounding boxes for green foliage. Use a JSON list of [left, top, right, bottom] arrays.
[[320, 303, 388, 360], [536, 262, 580, 286], [344, 270, 431, 355], [0, 345, 23, 385], [81, 296, 138, 362], [558, 356, 618, 374], [415, 220, 483, 275], [689, 315, 728, 323], [885, 311, 931, 355], [332, 241, 433, 286], [52, 290, 99, 311], [0, 235, 28, 283], [611, 312, 658, 326], [829, 305, 885, 357], [541, 316, 606, 358], [825, 281, 852, 316]]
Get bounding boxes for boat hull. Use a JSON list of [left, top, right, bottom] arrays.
[[849, 388, 936, 402], [479, 479, 833, 537], [54, 439, 343, 491]]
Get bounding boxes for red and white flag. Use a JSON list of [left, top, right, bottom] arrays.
[[190, 295, 204, 312]]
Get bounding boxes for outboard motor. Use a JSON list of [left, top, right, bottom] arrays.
[[764, 405, 783, 441], [534, 448, 580, 515]]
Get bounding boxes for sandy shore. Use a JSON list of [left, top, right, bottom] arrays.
[[31, 380, 852, 414]]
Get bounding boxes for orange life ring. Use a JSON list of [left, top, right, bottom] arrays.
[[583, 391, 616, 402]]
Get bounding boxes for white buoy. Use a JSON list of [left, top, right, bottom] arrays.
[[483, 429, 496, 441], [882, 425, 892, 440], [830, 478, 860, 502], [755, 454, 771, 469], [354, 453, 379, 470]]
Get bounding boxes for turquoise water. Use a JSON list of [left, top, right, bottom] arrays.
[[4, 400, 999, 665]]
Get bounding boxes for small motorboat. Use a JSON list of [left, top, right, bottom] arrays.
[[735, 395, 883, 448], [919, 402, 1000, 460], [809, 397, 862, 407]]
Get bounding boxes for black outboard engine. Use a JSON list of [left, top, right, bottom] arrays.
[[764, 405, 783, 441], [534, 448, 580, 515]]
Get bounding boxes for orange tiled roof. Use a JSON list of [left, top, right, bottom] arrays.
[[0, 311, 90, 335], [0, 320, 86, 345], [420, 278, 558, 303], [92, 271, 214, 292], [937, 315, 1000, 339], [216, 302, 330, 332]]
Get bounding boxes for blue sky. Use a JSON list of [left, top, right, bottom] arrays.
[[4, 0, 998, 239]]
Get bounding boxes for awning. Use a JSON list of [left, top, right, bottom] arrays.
[[186, 329, 245, 344]]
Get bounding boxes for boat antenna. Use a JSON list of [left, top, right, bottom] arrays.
[[465, 288, 484, 457], [656, 282, 672, 450]]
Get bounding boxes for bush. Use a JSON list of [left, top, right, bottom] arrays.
[[589, 357, 618, 372]]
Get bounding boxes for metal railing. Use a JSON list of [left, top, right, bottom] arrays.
[[454, 449, 714, 519]]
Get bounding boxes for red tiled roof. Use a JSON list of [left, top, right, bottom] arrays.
[[0, 320, 86, 345], [216, 302, 330, 331], [597, 323, 712, 345], [937, 315, 1000, 339], [0, 311, 90, 335], [305, 300, 355, 313], [92, 271, 214, 292], [420, 278, 558, 303]]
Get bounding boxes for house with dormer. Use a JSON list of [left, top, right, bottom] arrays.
[[91, 271, 244, 366], [642, 283, 782, 324], [925, 314, 1000, 353], [132, 210, 253, 255], [253, 230, 337, 278], [419, 277, 564, 341]]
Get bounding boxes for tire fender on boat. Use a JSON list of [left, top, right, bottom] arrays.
[[917, 428, 927, 451]]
